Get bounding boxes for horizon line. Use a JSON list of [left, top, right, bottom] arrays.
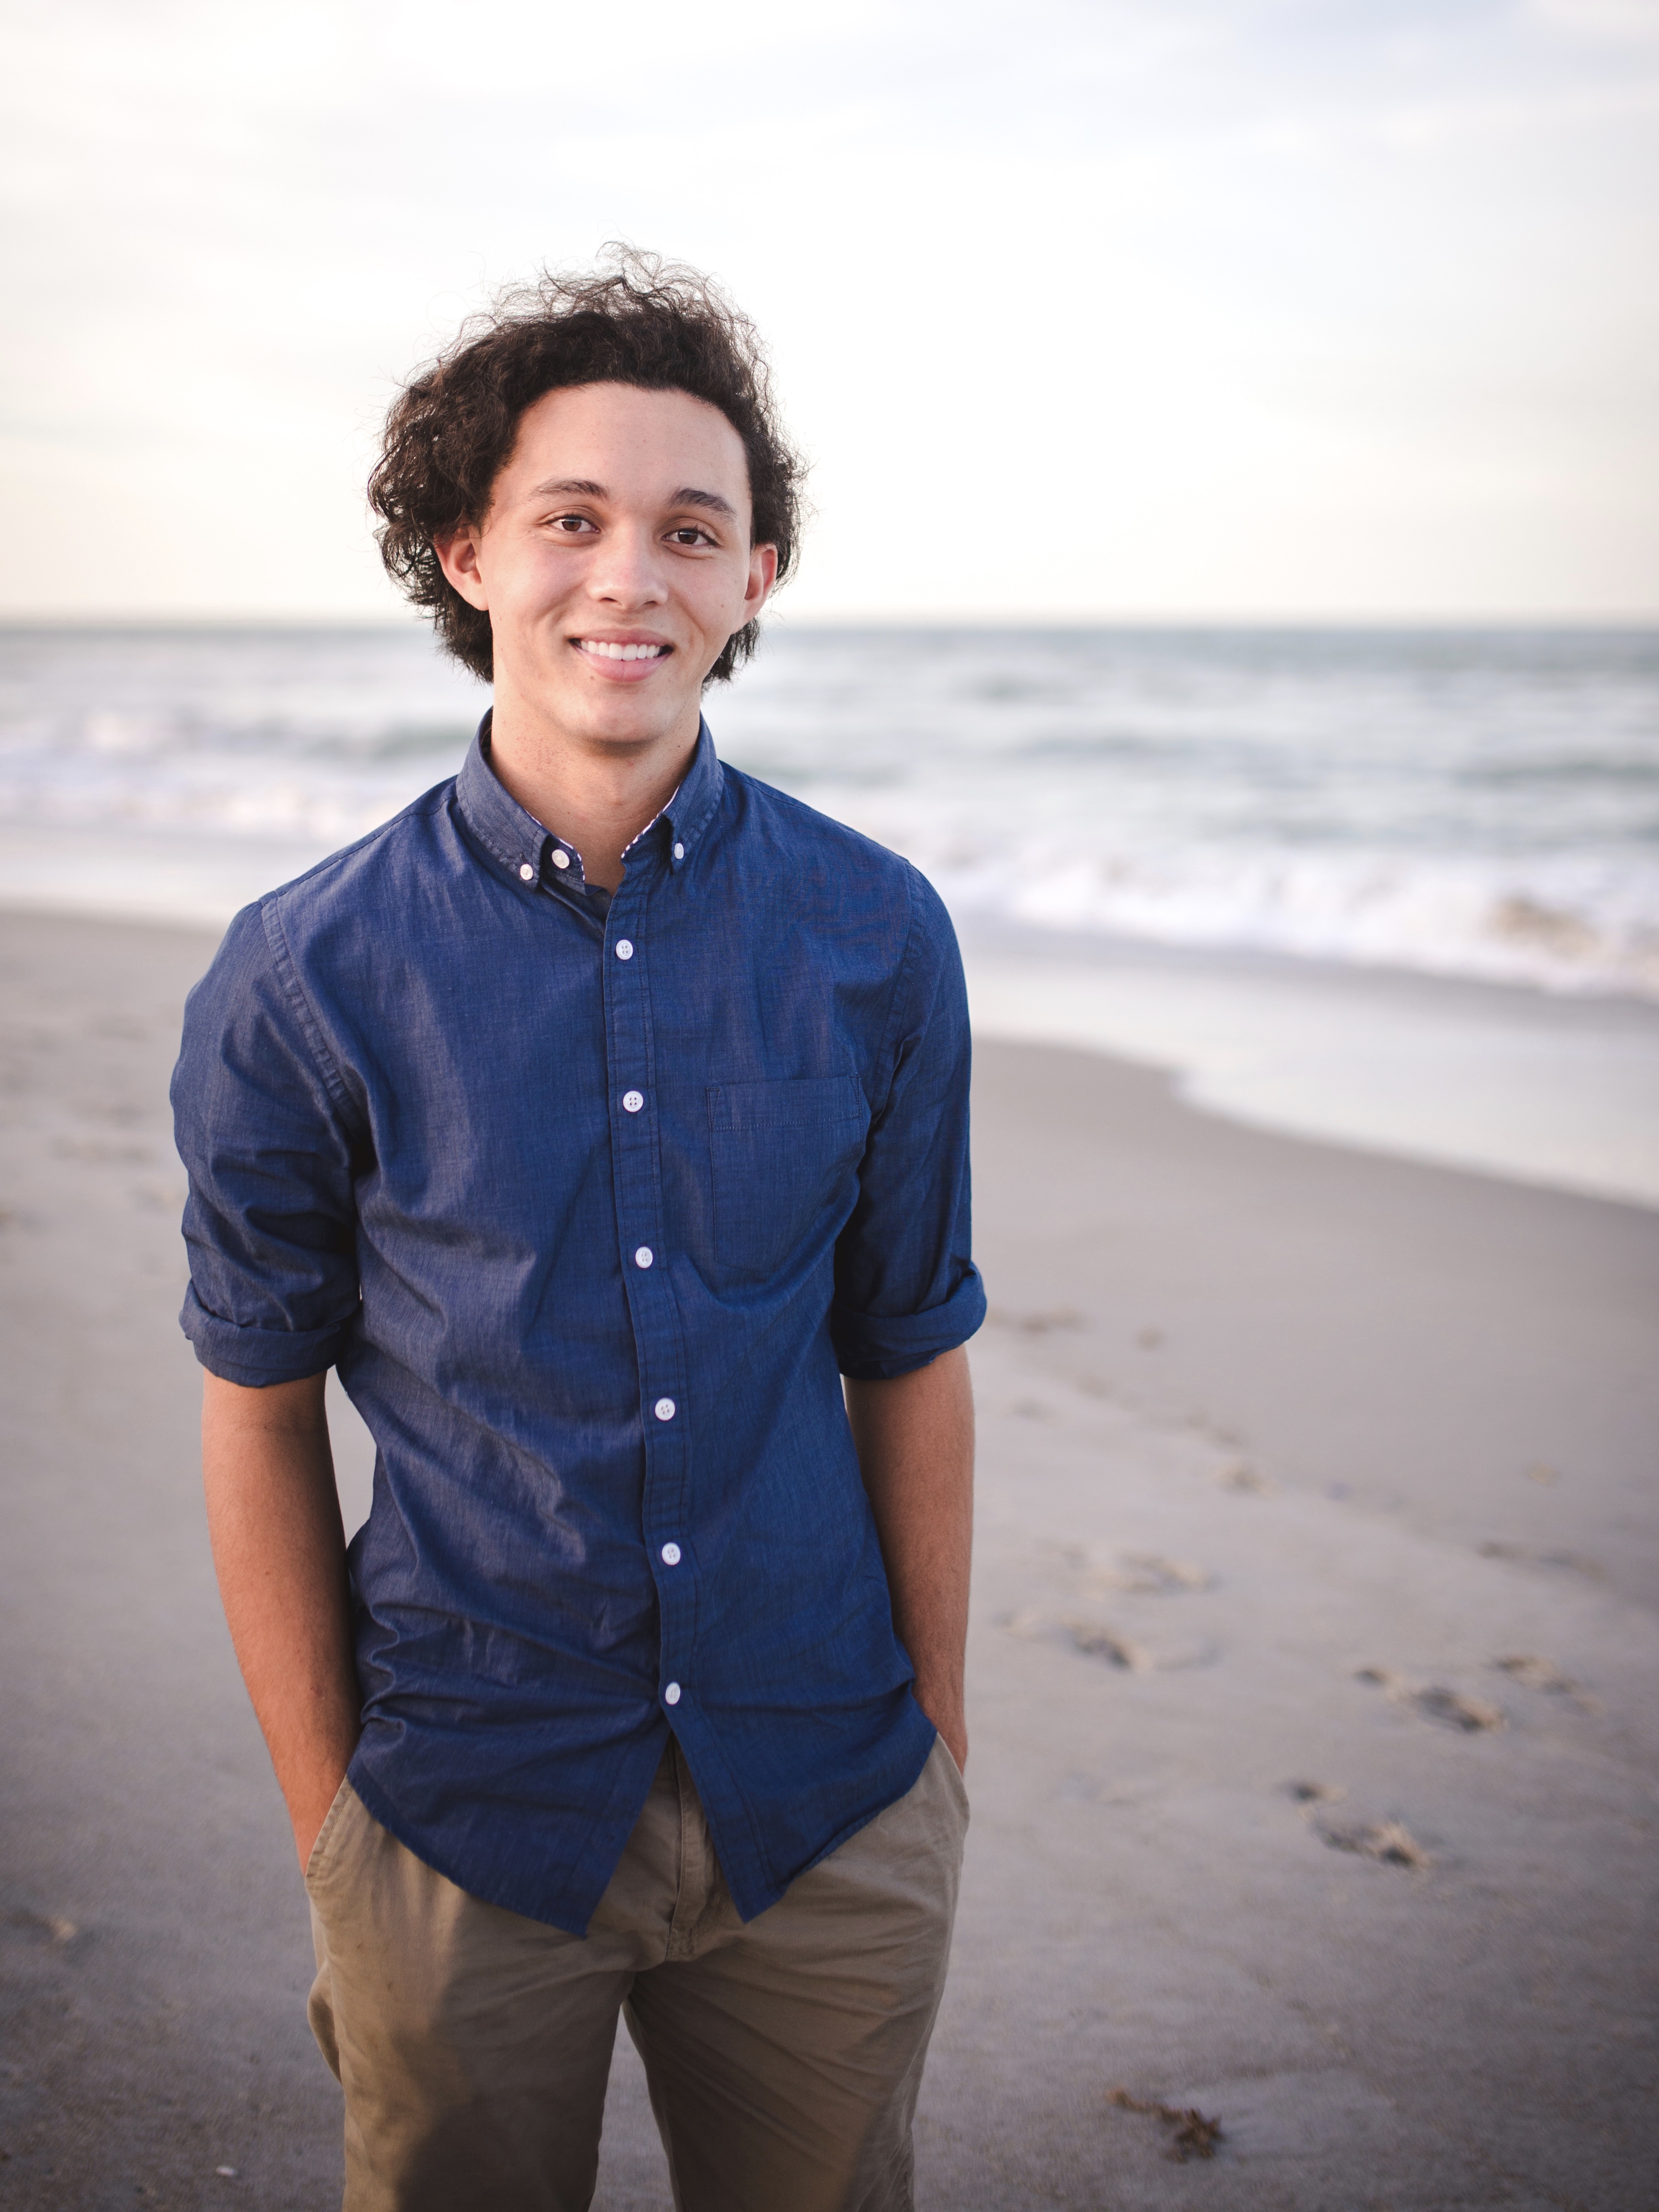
[[1, 609, 1657, 634]]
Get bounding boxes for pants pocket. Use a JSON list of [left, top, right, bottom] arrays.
[[303, 1771, 358, 1895], [930, 1732, 971, 1833]]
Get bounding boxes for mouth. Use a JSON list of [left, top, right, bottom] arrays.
[[573, 637, 673, 665]]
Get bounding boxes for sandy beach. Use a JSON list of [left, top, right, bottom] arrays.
[[2, 905, 1656, 2209]]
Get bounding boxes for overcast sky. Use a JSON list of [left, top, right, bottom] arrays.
[[2, 0, 1656, 622]]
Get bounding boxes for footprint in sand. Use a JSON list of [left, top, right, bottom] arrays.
[[9, 1909, 78, 1945], [1317, 1814, 1433, 1869], [1495, 1653, 1601, 1713], [1061, 1545, 1215, 1597], [1006, 1608, 1216, 1672], [1495, 1653, 1571, 1691], [1218, 1462, 1275, 1495], [1479, 1540, 1605, 1580], [1284, 1783, 1432, 1869], [1355, 1667, 1505, 1733], [1105, 1551, 1214, 1596]]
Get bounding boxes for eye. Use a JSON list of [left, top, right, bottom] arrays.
[[551, 514, 598, 534], [668, 525, 715, 547]]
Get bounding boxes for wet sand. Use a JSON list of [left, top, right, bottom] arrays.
[[1, 908, 1655, 2208]]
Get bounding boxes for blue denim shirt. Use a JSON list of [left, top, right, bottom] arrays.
[[173, 719, 984, 1934]]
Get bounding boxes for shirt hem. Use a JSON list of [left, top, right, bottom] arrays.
[[773, 1707, 939, 1906], [344, 1762, 600, 1939]]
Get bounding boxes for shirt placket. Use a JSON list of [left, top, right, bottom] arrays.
[[602, 841, 694, 1721]]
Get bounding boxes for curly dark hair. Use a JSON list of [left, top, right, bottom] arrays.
[[368, 248, 805, 686]]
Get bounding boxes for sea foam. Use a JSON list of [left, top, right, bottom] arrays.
[[1, 620, 1655, 999]]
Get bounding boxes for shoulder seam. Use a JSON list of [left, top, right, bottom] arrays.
[[259, 895, 357, 1122], [248, 778, 457, 1125], [871, 863, 930, 1122]]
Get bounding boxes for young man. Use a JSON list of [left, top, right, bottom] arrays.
[[173, 254, 983, 2212]]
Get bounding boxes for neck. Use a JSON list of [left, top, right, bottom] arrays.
[[485, 688, 700, 892]]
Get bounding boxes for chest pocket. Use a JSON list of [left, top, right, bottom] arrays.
[[708, 1075, 870, 1278]]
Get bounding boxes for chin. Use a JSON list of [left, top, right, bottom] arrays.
[[574, 691, 689, 745]]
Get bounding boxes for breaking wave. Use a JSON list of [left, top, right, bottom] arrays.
[[2, 619, 1655, 998]]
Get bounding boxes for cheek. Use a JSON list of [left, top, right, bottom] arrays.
[[484, 548, 574, 620], [688, 561, 756, 629]]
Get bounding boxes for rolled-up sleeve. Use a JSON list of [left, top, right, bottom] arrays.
[[830, 868, 986, 1380], [171, 899, 362, 1387]]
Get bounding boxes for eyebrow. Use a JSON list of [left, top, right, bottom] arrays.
[[672, 486, 738, 519], [527, 477, 737, 521]]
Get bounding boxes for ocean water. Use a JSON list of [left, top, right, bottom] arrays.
[[1, 620, 1655, 999], [3, 621, 1657, 1205]]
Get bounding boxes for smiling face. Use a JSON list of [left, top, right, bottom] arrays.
[[436, 382, 777, 759]]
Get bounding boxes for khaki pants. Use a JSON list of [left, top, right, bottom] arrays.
[[305, 1737, 968, 2212]]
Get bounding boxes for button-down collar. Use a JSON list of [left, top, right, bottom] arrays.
[[456, 711, 723, 897]]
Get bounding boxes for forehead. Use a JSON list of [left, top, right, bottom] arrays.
[[500, 382, 751, 508]]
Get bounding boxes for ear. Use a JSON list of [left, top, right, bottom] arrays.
[[742, 541, 779, 622], [434, 523, 490, 611]]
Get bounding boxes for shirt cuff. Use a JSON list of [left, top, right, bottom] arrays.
[[179, 1281, 352, 1387], [830, 1265, 986, 1381]]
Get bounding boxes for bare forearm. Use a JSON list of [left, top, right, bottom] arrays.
[[201, 1371, 361, 1869], [845, 1345, 974, 1770]]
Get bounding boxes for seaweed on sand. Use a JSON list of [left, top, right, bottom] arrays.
[[1107, 2088, 1225, 2162]]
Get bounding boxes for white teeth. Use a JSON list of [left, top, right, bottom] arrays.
[[580, 640, 664, 661]]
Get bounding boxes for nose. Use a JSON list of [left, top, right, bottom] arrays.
[[585, 521, 668, 609]]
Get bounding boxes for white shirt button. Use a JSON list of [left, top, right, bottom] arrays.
[[518, 863, 535, 882], [654, 1397, 676, 1422], [634, 1245, 654, 1269], [664, 1681, 682, 1706], [615, 939, 634, 961], [551, 848, 571, 871], [660, 1541, 681, 1566], [622, 1090, 644, 1114], [673, 843, 685, 861]]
